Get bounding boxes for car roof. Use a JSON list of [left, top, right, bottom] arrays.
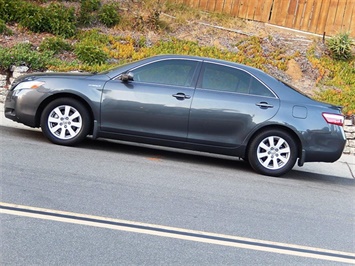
[[100, 54, 316, 104], [102, 54, 265, 78]]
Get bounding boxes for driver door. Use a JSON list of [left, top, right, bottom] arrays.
[[100, 58, 201, 141]]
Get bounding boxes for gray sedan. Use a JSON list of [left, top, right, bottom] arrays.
[[4, 55, 346, 176]]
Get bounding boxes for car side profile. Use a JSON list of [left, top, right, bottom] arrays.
[[4, 55, 346, 176]]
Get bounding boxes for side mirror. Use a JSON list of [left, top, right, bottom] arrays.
[[118, 72, 134, 82]]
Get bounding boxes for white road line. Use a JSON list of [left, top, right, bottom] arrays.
[[1, 202, 354, 264]]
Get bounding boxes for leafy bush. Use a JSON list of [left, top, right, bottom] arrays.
[[0, 0, 25, 22], [74, 44, 108, 65], [19, 3, 49, 33], [81, 0, 101, 12], [45, 3, 77, 37], [0, 19, 13, 35], [76, 29, 110, 44], [327, 32, 354, 60], [0, 43, 54, 71], [98, 3, 121, 28], [78, 0, 101, 26], [11, 2, 76, 37], [39, 37, 73, 54]]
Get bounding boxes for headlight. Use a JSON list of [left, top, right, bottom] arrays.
[[14, 80, 45, 90], [12, 80, 46, 96]]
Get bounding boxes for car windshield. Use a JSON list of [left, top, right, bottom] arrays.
[[98, 60, 137, 76]]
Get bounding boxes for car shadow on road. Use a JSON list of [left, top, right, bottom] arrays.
[[81, 137, 252, 171], [81, 138, 355, 184], [3, 126, 353, 185]]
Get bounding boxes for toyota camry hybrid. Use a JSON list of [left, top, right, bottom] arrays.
[[4, 55, 346, 176]]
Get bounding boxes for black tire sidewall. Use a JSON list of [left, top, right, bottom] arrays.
[[248, 129, 298, 177], [41, 98, 90, 146]]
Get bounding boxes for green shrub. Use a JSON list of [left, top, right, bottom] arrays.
[[18, 2, 76, 37], [98, 3, 120, 28], [46, 3, 77, 37], [74, 43, 108, 65], [19, 4, 49, 33], [81, 0, 101, 12], [0, 43, 54, 71], [0, 0, 25, 22], [0, 19, 13, 35], [72, 30, 111, 66], [76, 29, 110, 44], [78, 0, 101, 26], [327, 32, 354, 60], [39, 37, 73, 54]]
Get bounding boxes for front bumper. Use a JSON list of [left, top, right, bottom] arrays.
[[4, 89, 44, 128]]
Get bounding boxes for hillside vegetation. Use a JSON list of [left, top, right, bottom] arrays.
[[0, 0, 354, 116]]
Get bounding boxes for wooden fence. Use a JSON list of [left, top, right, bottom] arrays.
[[172, 0, 355, 37]]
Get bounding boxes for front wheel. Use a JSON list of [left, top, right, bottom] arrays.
[[40, 98, 91, 146], [247, 129, 298, 177]]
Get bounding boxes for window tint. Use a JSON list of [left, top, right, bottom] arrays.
[[131, 59, 198, 86], [249, 77, 274, 97], [200, 62, 275, 97], [200, 63, 251, 93]]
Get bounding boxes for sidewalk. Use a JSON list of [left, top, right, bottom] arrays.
[[1, 102, 354, 179]]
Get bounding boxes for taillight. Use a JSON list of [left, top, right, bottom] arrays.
[[322, 113, 344, 126]]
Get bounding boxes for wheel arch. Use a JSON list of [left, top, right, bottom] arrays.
[[35, 93, 95, 132], [245, 124, 303, 159]]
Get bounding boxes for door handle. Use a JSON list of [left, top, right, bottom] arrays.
[[256, 102, 274, 109], [172, 93, 191, 100]]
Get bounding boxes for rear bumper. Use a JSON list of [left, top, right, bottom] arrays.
[[302, 127, 346, 163]]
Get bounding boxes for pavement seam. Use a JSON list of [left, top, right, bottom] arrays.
[[345, 162, 355, 179]]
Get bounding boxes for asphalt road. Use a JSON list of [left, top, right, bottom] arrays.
[[1, 125, 355, 265]]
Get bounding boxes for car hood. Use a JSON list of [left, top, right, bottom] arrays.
[[15, 72, 94, 80], [10, 72, 95, 90]]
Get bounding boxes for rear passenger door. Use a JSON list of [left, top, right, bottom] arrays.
[[187, 62, 280, 147]]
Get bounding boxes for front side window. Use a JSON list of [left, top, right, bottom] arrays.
[[131, 59, 198, 87]]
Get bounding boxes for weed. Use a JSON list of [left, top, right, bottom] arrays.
[[327, 32, 354, 61]]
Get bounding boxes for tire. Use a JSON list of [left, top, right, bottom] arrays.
[[247, 129, 298, 177], [40, 98, 91, 146]]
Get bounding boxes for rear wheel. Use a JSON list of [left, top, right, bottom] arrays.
[[247, 129, 297, 177], [41, 98, 90, 146]]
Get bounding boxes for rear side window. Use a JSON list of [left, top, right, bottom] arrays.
[[199, 62, 274, 97], [131, 59, 198, 87], [199, 63, 251, 93]]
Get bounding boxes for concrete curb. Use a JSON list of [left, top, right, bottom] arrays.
[[1, 102, 354, 179]]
